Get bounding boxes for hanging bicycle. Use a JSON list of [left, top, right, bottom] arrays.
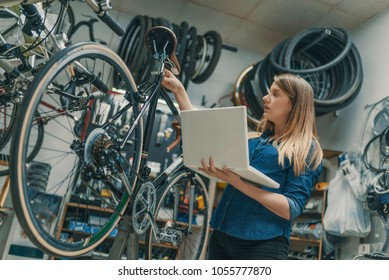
[[10, 25, 210, 259], [0, 0, 124, 176]]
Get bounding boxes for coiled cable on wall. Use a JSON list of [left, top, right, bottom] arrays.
[[241, 27, 364, 116], [115, 15, 223, 89]]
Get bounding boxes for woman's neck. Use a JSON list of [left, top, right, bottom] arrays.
[[273, 125, 284, 139]]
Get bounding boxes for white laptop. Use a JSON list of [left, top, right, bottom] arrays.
[[180, 106, 280, 189]]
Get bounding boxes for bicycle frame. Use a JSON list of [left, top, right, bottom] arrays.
[[102, 53, 180, 184], [99, 49, 201, 253]]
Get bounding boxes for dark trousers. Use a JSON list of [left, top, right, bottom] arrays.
[[208, 229, 289, 260]]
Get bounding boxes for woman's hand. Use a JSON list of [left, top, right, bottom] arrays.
[[201, 158, 291, 220], [161, 69, 185, 94], [162, 69, 193, 111], [199, 157, 242, 186]]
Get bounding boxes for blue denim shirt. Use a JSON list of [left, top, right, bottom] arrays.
[[210, 130, 322, 241]]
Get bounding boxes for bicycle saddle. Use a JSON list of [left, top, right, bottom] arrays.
[[144, 26, 181, 75]]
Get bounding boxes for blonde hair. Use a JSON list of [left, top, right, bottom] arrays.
[[257, 73, 323, 176]]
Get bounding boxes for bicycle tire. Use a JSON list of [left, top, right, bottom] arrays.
[[144, 170, 209, 260], [243, 61, 263, 119], [233, 64, 260, 128], [0, 106, 44, 177], [270, 27, 352, 74], [192, 30, 223, 84], [191, 35, 207, 80], [179, 26, 197, 89], [257, 53, 277, 100], [117, 15, 143, 61], [155, 17, 173, 30], [10, 42, 144, 258], [124, 16, 148, 82], [176, 21, 189, 65], [267, 38, 331, 100], [116, 15, 147, 84], [0, 102, 18, 151], [287, 33, 350, 103], [314, 44, 363, 109], [47, 0, 75, 38], [136, 16, 154, 84], [130, 16, 150, 82]]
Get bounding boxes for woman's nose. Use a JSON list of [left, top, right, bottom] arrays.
[[263, 94, 269, 103]]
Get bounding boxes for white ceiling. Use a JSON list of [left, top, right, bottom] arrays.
[[111, 0, 389, 54]]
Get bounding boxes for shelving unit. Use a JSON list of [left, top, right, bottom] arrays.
[[54, 202, 118, 258], [288, 149, 342, 260], [56, 202, 146, 259], [288, 188, 327, 260], [56, 202, 207, 260], [0, 161, 11, 213], [0, 173, 14, 259]]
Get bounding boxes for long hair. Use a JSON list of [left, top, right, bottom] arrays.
[[257, 73, 323, 176]]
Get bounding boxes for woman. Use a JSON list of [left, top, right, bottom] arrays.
[[162, 70, 323, 260]]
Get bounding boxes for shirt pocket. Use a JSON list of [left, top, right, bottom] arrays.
[[251, 145, 279, 170]]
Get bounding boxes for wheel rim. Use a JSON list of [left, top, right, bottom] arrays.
[[145, 172, 209, 260], [10, 43, 143, 258]]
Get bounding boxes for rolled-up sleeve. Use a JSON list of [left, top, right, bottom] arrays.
[[284, 163, 322, 220]]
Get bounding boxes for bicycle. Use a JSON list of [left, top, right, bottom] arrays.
[[0, 0, 124, 176], [10, 25, 210, 260]]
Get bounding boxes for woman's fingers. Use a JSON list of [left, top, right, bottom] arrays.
[[201, 158, 216, 175], [162, 69, 177, 91], [200, 158, 239, 184], [209, 157, 217, 173], [201, 159, 209, 172], [200, 157, 221, 177]]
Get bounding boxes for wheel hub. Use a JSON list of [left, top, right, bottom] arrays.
[[84, 128, 113, 165], [82, 128, 120, 181]]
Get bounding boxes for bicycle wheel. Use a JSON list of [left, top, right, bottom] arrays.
[[117, 15, 147, 83], [270, 27, 352, 74], [0, 85, 45, 176], [144, 170, 209, 260], [233, 64, 259, 128], [0, 101, 18, 152], [191, 30, 223, 84], [0, 112, 44, 177], [179, 26, 197, 89], [10, 42, 143, 258], [44, 0, 75, 38], [0, 1, 72, 177]]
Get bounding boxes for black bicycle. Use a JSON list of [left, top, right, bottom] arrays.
[[10, 25, 210, 260]]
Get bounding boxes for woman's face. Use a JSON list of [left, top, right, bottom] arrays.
[[263, 81, 293, 127]]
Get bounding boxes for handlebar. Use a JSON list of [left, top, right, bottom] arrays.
[[84, 0, 125, 36], [97, 11, 125, 36], [5, 0, 125, 37]]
